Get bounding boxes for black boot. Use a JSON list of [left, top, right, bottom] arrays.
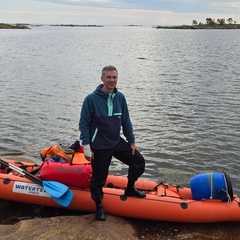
[[125, 179, 146, 198], [125, 188, 146, 198], [95, 203, 106, 221]]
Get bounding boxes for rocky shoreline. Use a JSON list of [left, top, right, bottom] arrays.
[[1, 200, 240, 239], [0, 23, 30, 29]]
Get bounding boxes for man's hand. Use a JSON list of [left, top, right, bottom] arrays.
[[130, 143, 140, 155], [83, 145, 94, 161]]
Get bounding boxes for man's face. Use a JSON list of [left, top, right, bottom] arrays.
[[101, 70, 118, 93]]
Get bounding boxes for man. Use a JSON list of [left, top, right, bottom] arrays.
[[79, 65, 146, 221]]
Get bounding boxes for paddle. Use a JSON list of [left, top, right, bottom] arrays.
[[0, 159, 73, 207], [52, 189, 74, 207]]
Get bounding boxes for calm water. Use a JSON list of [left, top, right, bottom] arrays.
[[0, 26, 240, 192]]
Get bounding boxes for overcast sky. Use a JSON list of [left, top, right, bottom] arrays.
[[0, 0, 239, 26]]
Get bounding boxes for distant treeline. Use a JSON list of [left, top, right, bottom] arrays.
[[192, 17, 237, 26], [50, 24, 103, 27], [156, 17, 240, 30], [0, 23, 105, 29]]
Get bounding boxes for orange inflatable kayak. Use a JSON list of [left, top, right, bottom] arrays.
[[0, 158, 239, 223]]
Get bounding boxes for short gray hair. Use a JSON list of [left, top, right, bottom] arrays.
[[101, 65, 118, 76]]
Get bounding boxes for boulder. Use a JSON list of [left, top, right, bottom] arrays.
[[0, 214, 139, 240]]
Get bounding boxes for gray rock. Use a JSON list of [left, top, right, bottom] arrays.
[[0, 214, 139, 240]]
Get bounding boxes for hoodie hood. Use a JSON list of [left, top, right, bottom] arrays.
[[94, 84, 118, 97]]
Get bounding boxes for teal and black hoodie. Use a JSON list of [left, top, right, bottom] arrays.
[[79, 84, 135, 149]]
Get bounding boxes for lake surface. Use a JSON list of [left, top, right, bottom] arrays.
[[0, 26, 239, 192]]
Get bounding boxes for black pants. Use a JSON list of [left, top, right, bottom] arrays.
[[90, 137, 145, 204]]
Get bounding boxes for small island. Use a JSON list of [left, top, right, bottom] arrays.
[[156, 17, 240, 29], [50, 24, 104, 27], [0, 23, 30, 29], [0, 23, 105, 29]]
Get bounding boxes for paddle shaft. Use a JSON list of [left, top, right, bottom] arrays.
[[0, 158, 73, 207], [0, 159, 42, 185]]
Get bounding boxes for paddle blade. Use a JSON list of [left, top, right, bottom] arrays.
[[52, 189, 74, 207], [42, 180, 69, 198]]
